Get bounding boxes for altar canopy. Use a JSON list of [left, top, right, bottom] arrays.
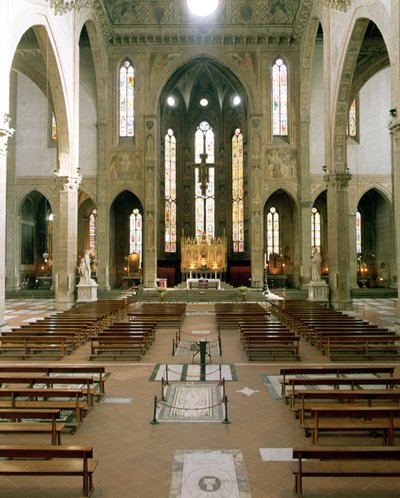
[[181, 232, 227, 274]]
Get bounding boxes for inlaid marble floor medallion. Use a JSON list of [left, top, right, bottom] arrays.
[[169, 450, 251, 498], [157, 383, 223, 422]]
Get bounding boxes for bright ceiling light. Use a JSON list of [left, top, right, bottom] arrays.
[[187, 0, 219, 17], [167, 96, 177, 107], [200, 98, 208, 107], [232, 95, 241, 106]]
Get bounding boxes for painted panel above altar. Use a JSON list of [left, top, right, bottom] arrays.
[[181, 232, 227, 273]]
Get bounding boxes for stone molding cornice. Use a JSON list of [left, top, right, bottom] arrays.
[[109, 32, 294, 47], [50, 0, 91, 15], [324, 171, 352, 190], [315, 0, 351, 11], [55, 173, 82, 192]]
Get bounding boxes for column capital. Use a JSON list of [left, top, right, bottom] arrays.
[[0, 113, 15, 157], [55, 173, 82, 193], [324, 171, 352, 190]]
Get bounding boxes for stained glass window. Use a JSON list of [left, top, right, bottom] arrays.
[[311, 207, 321, 251], [347, 98, 357, 137], [51, 112, 57, 141], [356, 210, 361, 254], [129, 208, 142, 265], [267, 206, 280, 257], [272, 58, 288, 136], [119, 60, 135, 137], [195, 121, 215, 242], [232, 128, 244, 253], [165, 129, 177, 253], [89, 208, 97, 258]]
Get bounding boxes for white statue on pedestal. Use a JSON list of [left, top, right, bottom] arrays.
[[308, 246, 328, 303], [311, 246, 322, 282], [78, 251, 93, 283], [77, 250, 98, 302]]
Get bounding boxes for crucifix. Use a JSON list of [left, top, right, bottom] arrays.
[[192, 121, 216, 196]]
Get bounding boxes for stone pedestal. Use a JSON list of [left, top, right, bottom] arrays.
[[308, 280, 329, 303], [76, 279, 98, 302]]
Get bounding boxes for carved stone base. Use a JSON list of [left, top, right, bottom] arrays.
[[308, 280, 329, 303], [76, 280, 98, 302]]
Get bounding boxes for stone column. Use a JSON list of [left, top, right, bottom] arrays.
[[325, 171, 352, 309], [5, 72, 18, 291], [348, 211, 358, 289], [53, 173, 81, 310], [0, 113, 14, 325], [300, 201, 312, 288], [390, 121, 400, 312], [390, 1, 400, 314]]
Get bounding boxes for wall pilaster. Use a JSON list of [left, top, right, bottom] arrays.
[[143, 116, 157, 287], [249, 116, 263, 288]]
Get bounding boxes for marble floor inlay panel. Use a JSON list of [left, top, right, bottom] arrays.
[[169, 449, 251, 498], [157, 383, 224, 422]]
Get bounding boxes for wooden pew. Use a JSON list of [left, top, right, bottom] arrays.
[[0, 444, 98, 497], [308, 405, 400, 445], [327, 335, 400, 361], [0, 408, 64, 445], [90, 336, 146, 360], [279, 366, 395, 399], [0, 387, 88, 426], [289, 447, 400, 498], [0, 364, 109, 397], [0, 335, 72, 359], [242, 333, 300, 361], [287, 376, 400, 409], [296, 389, 400, 425], [0, 375, 96, 407]]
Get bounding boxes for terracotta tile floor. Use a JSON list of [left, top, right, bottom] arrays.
[[0, 297, 400, 497]]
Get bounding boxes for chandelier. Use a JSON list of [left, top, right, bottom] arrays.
[[50, 0, 92, 15]]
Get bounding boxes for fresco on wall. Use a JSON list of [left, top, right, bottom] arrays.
[[110, 151, 142, 181], [264, 148, 297, 178]]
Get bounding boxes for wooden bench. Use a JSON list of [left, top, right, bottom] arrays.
[[0, 335, 72, 359], [289, 447, 400, 498], [0, 375, 96, 407], [308, 405, 400, 445], [0, 364, 109, 397], [0, 444, 98, 496], [279, 366, 395, 399], [0, 408, 64, 444], [90, 336, 146, 360], [243, 334, 301, 361], [326, 335, 400, 360], [287, 376, 400, 409], [295, 389, 400, 426], [0, 387, 88, 426]]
